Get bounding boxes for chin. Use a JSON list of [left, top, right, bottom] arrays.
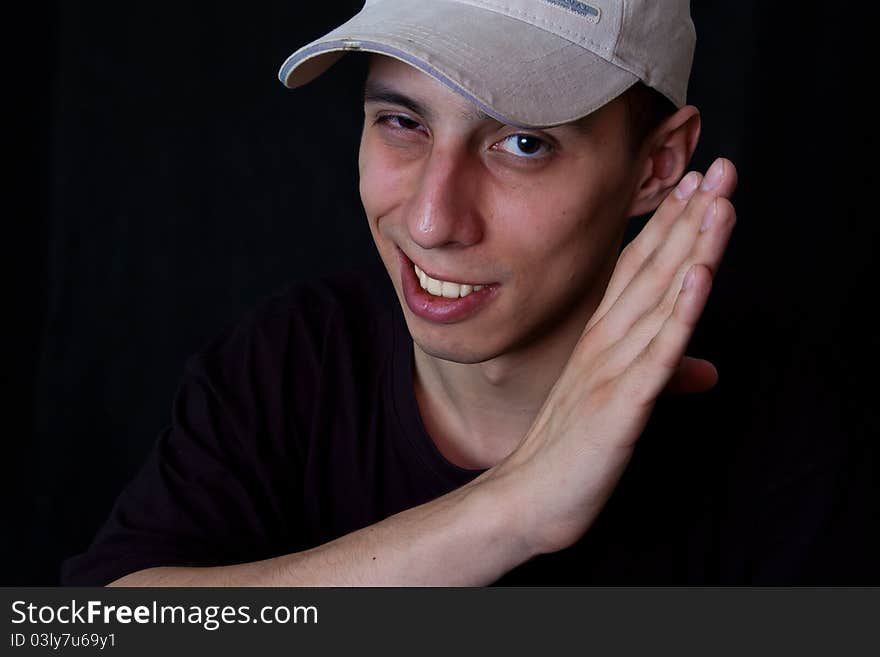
[[414, 341, 495, 365], [409, 327, 506, 365]]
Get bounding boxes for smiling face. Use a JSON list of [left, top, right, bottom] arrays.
[[358, 54, 645, 365]]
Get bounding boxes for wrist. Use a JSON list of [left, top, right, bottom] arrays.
[[471, 465, 545, 565]]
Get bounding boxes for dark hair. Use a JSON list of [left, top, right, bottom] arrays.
[[621, 81, 678, 154]]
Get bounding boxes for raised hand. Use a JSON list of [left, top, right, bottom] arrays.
[[487, 158, 738, 555]]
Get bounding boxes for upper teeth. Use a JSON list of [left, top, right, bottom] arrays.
[[414, 264, 485, 299]]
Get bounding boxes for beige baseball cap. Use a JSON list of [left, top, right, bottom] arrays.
[[278, 0, 696, 128]]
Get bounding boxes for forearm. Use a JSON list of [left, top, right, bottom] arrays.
[[107, 473, 533, 586]]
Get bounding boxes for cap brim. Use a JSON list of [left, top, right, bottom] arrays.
[[278, 0, 638, 128]]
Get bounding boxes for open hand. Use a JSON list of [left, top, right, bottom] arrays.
[[489, 157, 738, 555]]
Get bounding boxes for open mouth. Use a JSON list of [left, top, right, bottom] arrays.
[[397, 247, 500, 324], [412, 262, 486, 299]]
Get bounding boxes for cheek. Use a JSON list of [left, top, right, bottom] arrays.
[[357, 138, 379, 215], [358, 137, 413, 223], [493, 187, 600, 255], [491, 184, 623, 298]]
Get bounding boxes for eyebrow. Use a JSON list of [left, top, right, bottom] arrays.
[[363, 80, 495, 125]]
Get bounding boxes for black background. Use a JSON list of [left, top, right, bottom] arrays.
[[7, 1, 878, 584]]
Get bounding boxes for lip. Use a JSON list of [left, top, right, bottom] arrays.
[[397, 247, 500, 324]]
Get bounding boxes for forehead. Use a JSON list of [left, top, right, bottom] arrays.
[[364, 55, 494, 124], [363, 54, 623, 138]]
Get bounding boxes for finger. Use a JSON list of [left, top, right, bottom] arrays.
[[602, 194, 735, 377], [585, 171, 704, 331], [646, 196, 736, 335], [587, 158, 738, 333], [662, 356, 718, 395], [619, 264, 713, 407], [590, 158, 737, 345]]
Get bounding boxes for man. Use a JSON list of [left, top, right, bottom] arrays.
[[62, 0, 738, 585]]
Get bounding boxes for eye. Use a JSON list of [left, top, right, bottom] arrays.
[[375, 114, 424, 133], [494, 134, 553, 159]]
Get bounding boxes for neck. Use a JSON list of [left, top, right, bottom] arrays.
[[412, 279, 607, 470]]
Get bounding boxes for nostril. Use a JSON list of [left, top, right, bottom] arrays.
[[408, 211, 484, 250]]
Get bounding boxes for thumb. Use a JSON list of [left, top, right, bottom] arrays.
[[663, 356, 718, 395]]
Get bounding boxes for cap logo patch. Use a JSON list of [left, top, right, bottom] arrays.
[[540, 0, 601, 21]]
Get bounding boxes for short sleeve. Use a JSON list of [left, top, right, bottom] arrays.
[[61, 310, 309, 586]]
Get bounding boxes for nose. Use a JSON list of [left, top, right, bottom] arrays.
[[405, 144, 484, 250]]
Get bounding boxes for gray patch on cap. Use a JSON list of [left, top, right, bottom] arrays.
[[541, 0, 600, 20]]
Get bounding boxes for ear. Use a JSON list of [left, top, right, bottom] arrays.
[[626, 106, 701, 217]]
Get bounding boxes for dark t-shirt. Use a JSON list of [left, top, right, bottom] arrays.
[[60, 261, 860, 585]]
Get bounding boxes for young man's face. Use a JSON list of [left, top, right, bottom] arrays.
[[359, 54, 643, 364]]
